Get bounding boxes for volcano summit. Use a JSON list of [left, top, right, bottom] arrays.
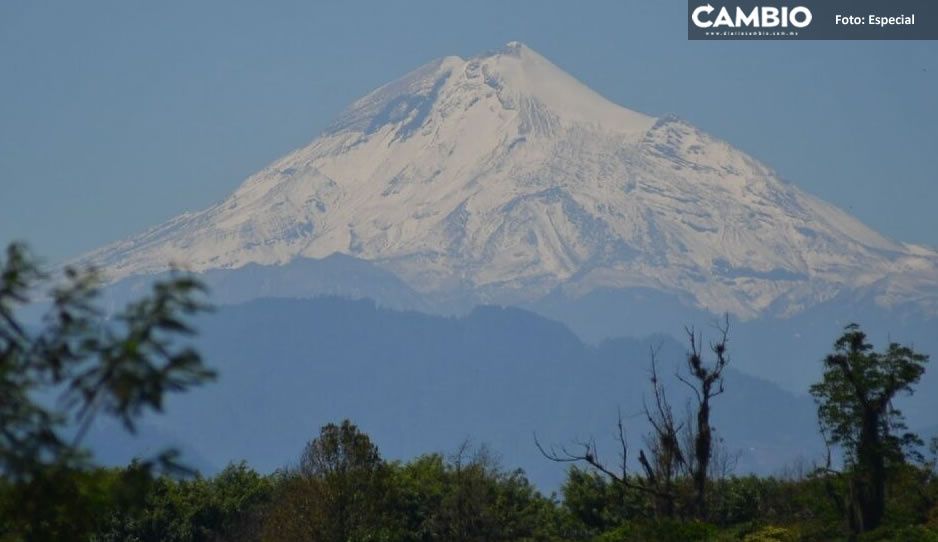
[[80, 42, 938, 319]]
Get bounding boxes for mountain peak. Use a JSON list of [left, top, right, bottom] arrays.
[[324, 42, 653, 142], [496, 40, 541, 60], [502, 40, 526, 53], [77, 44, 938, 318], [476, 40, 533, 58], [464, 42, 654, 133]]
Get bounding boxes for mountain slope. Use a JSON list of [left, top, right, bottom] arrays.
[[79, 42, 938, 318]]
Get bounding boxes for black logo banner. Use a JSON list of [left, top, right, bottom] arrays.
[[688, 0, 938, 40]]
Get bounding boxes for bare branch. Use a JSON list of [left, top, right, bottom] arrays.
[[616, 407, 629, 479], [675, 371, 703, 403]]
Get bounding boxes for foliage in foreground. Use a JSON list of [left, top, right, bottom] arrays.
[[0, 242, 215, 540], [2, 420, 935, 541]]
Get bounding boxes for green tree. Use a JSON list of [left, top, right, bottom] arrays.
[[264, 420, 394, 541], [560, 466, 640, 537], [810, 323, 929, 535], [0, 242, 215, 539], [96, 461, 274, 542], [392, 445, 565, 542]]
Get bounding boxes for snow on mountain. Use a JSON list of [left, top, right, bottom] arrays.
[[78, 42, 938, 318]]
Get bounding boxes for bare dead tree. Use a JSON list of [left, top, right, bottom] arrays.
[[535, 348, 689, 516], [638, 347, 687, 518], [534, 409, 676, 503], [535, 409, 626, 486], [536, 317, 733, 521], [676, 315, 730, 519]]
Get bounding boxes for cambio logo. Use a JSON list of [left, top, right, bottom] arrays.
[[692, 4, 812, 28]]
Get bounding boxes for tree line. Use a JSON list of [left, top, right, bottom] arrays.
[[1, 242, 937, 541]]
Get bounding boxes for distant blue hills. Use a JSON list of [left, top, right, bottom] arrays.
[[89, 295, 827, 489]]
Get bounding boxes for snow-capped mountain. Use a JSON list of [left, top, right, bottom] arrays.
[[80, 42, 938, 318]]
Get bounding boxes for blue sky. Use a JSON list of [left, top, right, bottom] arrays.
[[1, 1, 936, 262]]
